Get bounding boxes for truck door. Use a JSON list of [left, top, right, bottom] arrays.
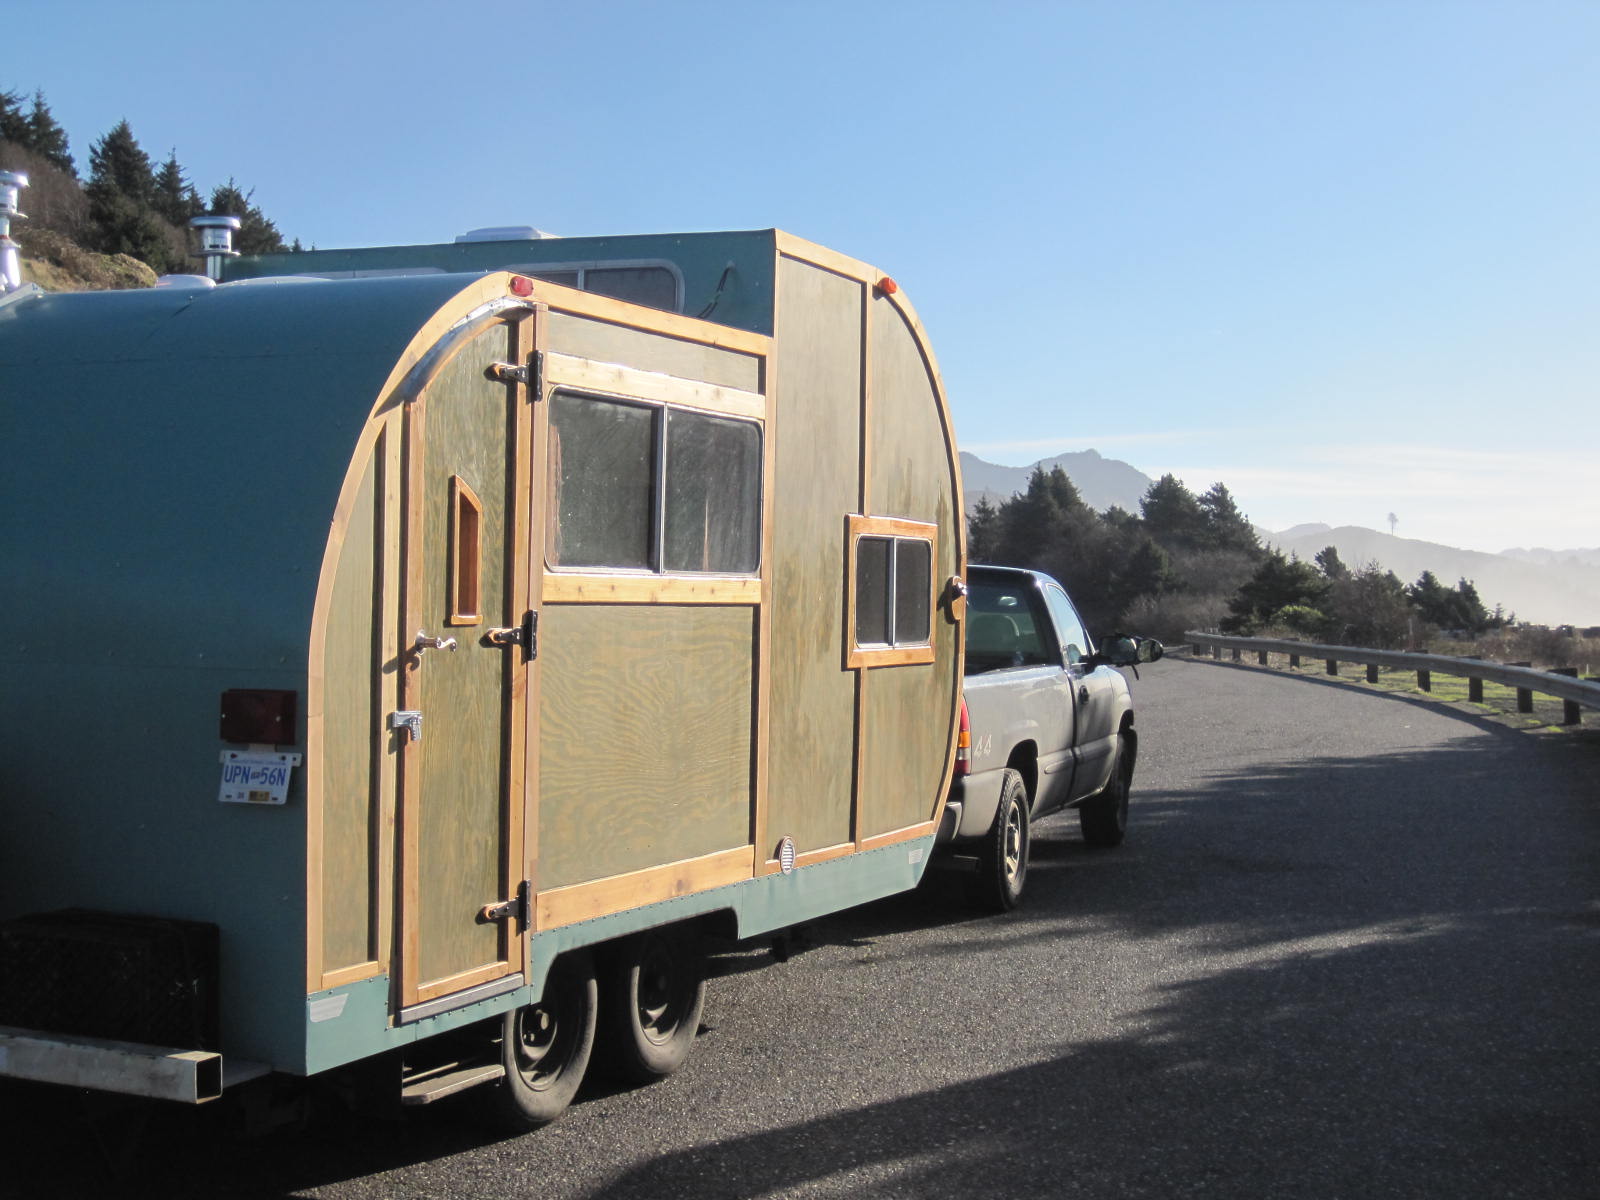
[[395, 319, 530, 1014], [1043, 582, 1119, 799]]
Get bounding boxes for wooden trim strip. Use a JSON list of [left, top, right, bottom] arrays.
[[536, 279, 771, 357], [858, 821, 937, 853], [542, 352, 766, 421], [763, 841, 858, 872], [774, 232, 877, 285], [536, 846, 753, 929], [320, 961, 384, 991], [541, 573, 761, 605]]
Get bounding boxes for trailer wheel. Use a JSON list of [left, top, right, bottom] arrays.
[[1080, 735, 1131, 848], [601, 929, 706, 1083], [492, 950, 597, 1130], [975, 768, 1029, 912]]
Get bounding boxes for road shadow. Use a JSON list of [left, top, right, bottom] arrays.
[[6, 711, 1596, 1198]]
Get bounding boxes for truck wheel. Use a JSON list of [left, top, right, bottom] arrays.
[[976, 768, 1030, 911], [600, 929, 706, 1084], [1080, 735, 1131, 848], [492, 950, 597, 1130]]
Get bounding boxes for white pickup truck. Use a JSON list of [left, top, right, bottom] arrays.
[[937, 564, 1163, 909]]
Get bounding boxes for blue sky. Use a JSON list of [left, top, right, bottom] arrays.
[[10, 0, 1598, 553]]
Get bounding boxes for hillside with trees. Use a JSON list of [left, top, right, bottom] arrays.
[[969, 465, 1518, 653], [1, 86, 291, 289]]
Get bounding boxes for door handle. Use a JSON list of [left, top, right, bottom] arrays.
[[1078, 685, 1090, 705]]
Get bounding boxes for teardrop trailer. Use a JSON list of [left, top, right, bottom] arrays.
[[0, 221, 967, 1125]]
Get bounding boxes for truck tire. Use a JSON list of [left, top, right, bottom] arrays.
[[492, 949, 597, 1130], [975, 768, 1030, 911], [599, 928, 706, 1084], [1079, 735, 1131, 848]]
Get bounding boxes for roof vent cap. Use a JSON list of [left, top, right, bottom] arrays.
[[455, 225, 558, 243], [190, 214, 242, 280], [0, 170, 28, 294]]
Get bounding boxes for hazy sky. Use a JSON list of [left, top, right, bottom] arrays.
[[10, 1, 1597, 553]]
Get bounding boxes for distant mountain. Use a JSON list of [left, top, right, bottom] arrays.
[[961, 449, 1153, 515], [1500, 547, 1600, 569], [1267, 525, 1600, 627]]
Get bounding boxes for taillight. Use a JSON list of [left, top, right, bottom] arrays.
[[220, 689, 298, 745], [955, 697, 971, 777]]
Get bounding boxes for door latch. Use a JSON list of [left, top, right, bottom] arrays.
[[390, 710, 423, 743], [480, 879, 531, 930], [486, 611, 537, 660], [413, 630, 458, 658]]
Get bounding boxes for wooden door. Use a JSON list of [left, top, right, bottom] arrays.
[[396, 323, 528, 1012]]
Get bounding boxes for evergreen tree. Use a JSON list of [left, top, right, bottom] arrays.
[[1221, 549, 1330, 634], [1328, 563, 1410, 648], [25, 90, 72, 173], [87, 120, 155, 205], [209, 179, 286, 255], [967, 496, 1002, 563], [153, 150, 202, 225], [1197, 482, 1259, 554], [0, 89, 28, 144], [1141, 474, 1207, 550], [1314, 545, 1348, 579]]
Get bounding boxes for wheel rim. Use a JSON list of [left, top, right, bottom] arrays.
[[635, 937, 690, 1048], [512, 993, 574, 1092], [1002, 800, 1025, 885]]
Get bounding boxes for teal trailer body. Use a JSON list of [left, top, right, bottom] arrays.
[[0, 227, 964, 1106]]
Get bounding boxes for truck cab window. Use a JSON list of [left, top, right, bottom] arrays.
[[1044, 584, 1092, 666], [965, 582, 1050, 674]]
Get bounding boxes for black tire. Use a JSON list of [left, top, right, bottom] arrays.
[[975, 768, 1030, 911], [491, 950, 597, 1131], [1080, 735, 1131, 848], [600, 929, 706, 1084]]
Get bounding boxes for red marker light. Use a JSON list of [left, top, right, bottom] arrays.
[[874, 276, 899, 297], [509, 275, 534, 297]]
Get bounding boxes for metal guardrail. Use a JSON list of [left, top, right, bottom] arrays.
[[1183, 631, 1600, 725]]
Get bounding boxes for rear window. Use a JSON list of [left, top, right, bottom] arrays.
[[964, 580, 1050, 674]]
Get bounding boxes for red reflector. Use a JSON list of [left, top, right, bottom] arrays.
[[509, 274, 534, 296], [955, 697, 971, 777], [220, 689, 298, 745], [875, 276, 899, 297]]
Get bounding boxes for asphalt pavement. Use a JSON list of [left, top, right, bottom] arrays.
[[7, 656, 1597, 1198]]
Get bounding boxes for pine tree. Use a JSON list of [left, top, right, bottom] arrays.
[[0, 89, 27, 144], [153, 151, 201, 225], [1197, 483, 1259, 554], [209, 179, 286, 255], [1140, 474, 1207, 551], [1221, 550, 1330, 634], [967, 496, 1002, 563], [25, 90, 72, 173], [1314, 545, 1348, 579], [87, 120, 155, 206]]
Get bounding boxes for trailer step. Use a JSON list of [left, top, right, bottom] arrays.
[[400, 1061, 505, 1105]]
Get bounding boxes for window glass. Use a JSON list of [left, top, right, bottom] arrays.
[[965, 581, 1050, 674], [528, 269, 580, 288], [1045, 585, 1091, 665], [855, 537, 891, 645], [585, 266, 679, 312], [894, 539, 932, 644], [664, 411, 761, 573], [547, 393, 655, 568]]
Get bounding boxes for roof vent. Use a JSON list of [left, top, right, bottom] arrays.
[[0, 170, 28, 294], [190, 214, 242, 280], [455, 225, 558, 243]]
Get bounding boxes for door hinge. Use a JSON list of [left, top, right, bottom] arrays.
[[480, 879, 531, 930]]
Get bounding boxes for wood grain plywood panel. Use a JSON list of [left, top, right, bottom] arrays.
[[320, 448, 379, 970], [415, 337, 511, 984], [538, 605, 754, 890], [546, 312, 762, 393], [767, 258, 863, 853], [862, 297, 960, 837]]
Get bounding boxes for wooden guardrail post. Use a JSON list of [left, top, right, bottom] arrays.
[[1552, 667, 1581, 725], [1289, 652, 1300, 668], [1366, 664, 1379, 684], [1417, 669, 1431, 692], [1232, 647, 1242, 662], [1469, 676, 1484, 703], [1213, 645, 1222, 660], [1326, 657, 1338, 675], [1510, 662, 1533, 712], [1257, 649, 1268, 666]]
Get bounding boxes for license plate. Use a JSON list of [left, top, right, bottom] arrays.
[[218, 750, 303, 806]]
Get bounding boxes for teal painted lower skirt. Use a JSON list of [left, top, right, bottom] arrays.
[[301, 835, 933, 1075]]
